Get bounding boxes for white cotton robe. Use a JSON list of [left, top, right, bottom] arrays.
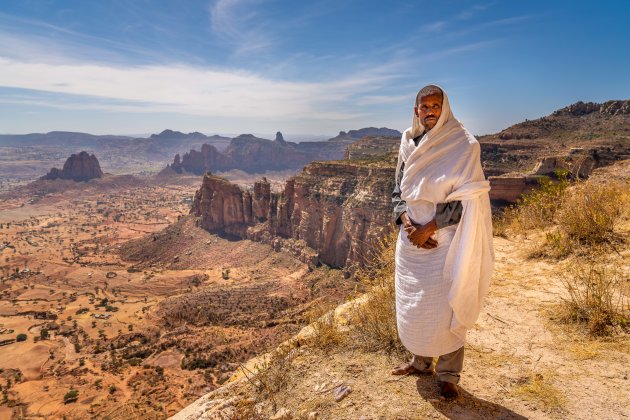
[[394, 86, 494, 357]]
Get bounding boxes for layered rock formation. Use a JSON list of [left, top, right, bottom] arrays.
[[166, 128, 402, 175], [42, 151, 103, 181], [190, 161, 395, 268], [344, 136, 400, 160]]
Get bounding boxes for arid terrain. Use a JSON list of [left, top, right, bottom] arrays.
[[0, 170, 356, 419], [0, 100, 628, 419]]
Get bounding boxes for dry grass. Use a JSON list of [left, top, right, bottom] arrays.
[[240, 343, 298, 405], [561, 258, 629, 336], [348, 229, 407, 356], [502, 177, 628, 259], [509, 172, 570, 233], [558, 181, 626, 243], [304, 303, 345, 349], [514, 372, 567, 410]]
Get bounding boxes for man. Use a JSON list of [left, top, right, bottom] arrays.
[[390, 85, 494, 400]]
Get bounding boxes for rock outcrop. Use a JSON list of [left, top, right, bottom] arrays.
[[167, 128, 402, 175], [328, 127, 402, 142], [42, 151, 103, 181], [190, 161, 395, 268], [344, 136, 400, 160]]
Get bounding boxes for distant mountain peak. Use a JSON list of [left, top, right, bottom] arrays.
[[150, 129, 209, 140]]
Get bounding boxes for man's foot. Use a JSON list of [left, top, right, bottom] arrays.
[[439, 381, 459, 399], [391, 362, 432, 376]]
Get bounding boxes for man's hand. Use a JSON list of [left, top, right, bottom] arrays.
[[401, 212, 438, 249]]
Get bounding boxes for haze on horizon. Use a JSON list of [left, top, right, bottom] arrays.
[[0, 0, 628, 137]]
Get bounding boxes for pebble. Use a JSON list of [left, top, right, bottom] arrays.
[[270, 407, 291, 420], [333, 385, 352, 402]]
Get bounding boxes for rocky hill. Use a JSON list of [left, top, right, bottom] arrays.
[[190, 158, 395, 268], [327, 127, 402, 142], [496, 100, 630, 140], [165, 128, 402, 175], [41, 151, 103, 181]]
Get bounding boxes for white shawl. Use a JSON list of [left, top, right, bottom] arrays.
[[395, 85, 494, 343]]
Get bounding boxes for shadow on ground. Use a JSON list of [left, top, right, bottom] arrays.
[[415, 376, 528, 419]]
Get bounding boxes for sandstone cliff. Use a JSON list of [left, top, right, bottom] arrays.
[[190, 160, 395, 268], [42, 151, 103, 181]]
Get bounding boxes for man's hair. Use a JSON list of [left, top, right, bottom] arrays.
[[415, 85, 443, 105]]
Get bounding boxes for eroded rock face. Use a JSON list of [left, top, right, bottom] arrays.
[[343, 136, 400, 160], [42, 151, 103, 181], [167, 128, 402, 175], [190, 161, 395, 268]]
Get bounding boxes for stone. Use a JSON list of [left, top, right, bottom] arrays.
[[332, 384, 352, 402], [270, 407, 291, 419]]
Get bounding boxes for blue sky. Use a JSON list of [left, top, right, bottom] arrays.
[[0, 0, 628, 136]]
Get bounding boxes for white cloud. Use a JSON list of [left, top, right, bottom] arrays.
[[209, 0, 273, 54], [0, 55, 400, 121]]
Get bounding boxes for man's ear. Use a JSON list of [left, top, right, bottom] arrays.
[[414, 106, 420, 117]]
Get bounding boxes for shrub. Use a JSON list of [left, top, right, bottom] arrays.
[[556, 180, 627, 247], [561, 259, 629, 335], [16, 334, 27, 342], [510, 171, 569, 232], [63, 389, 79, 404]]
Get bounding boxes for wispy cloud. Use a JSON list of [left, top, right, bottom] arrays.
[[0, 54, 404, 121], [209, 0, 274, 55], [422, 21, 447, 32], [456, 3, 494, 21]]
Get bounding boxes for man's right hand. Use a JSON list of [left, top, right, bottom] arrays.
[[401, 212, 438, 249]]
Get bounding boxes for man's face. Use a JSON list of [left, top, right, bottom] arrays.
[[414, 93, 443, 131]]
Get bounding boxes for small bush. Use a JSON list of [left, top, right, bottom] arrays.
[[557, 181, 627, 246], [16, 334, 27, 342], [63, 389, 79, 404], [561, 259, 629, 335], [510, 171, 570, 232]]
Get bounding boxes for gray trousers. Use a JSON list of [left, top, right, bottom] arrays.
[[411, 346, 464, 384]]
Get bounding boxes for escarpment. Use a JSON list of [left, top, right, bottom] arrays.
[[190, 161, 395, 268]]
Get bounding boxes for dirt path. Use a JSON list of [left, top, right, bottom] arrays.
[[173, 235, 630, 419]]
